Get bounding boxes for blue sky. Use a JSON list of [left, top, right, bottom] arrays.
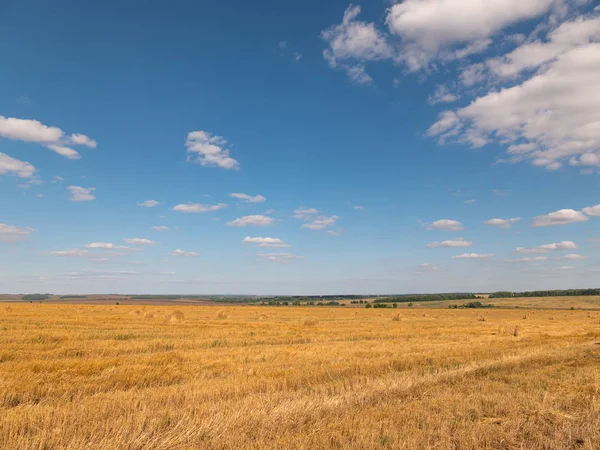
[[1, 0, 600, 295]]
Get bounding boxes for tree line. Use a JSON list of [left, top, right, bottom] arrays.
[[489, 289, 600, 298]]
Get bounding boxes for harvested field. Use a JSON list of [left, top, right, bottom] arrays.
[[400, 295, 600, 310], [1, 303, 599, 449]]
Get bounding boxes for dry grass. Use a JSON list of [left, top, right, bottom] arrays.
[[411, 295, 600, 310], [1, 303, 599, 449]]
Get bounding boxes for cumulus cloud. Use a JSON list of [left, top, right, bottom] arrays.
[[503, 256, 548, 263], [0, 115, 96, 159], [322, 0, 553, 77], [387, 0, 560, 70], [428, 84, 460, 104], [243, 237, 289, 248], [301, 215, 339, 230], [484, 217, 521, 229], [556, 253, 586, 260], [226, 215, 274, 227], [151, 226, 169, 232], [67, 186, 96, 202], [0, 153, 36, 178], [516, 241, 577, 253], [230, 193, 266, 203], [170, 249, 199, 257], [43, 248, 89, 257], [185, 130, 240, 170], [0, 223, 35, 243], [45, 145, 80, 160], [582, 204, 600, 216], [293, 207, 318, 219], [256, 252, 303, 263], [427, 238, 472, 248], [427, 219, 463, 232], [416, 263, 441, 272], [429, 23, 600, 173], [487, 14, 600, 79], [452, 253, 494, 259], [321, 5, 392, 83], [124, 238, 157, 246], [84, 243, 131, 250], [172, 203, 227, 213], [532, 209, 589, 227], [69, 133, 97, 148], [137, 200, 159, 207]]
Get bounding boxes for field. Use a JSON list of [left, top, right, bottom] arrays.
[[1, 303, 600, 449], [405, 296, 600, 310]]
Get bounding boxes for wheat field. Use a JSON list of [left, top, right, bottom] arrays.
[[1, 303, 599, 449]]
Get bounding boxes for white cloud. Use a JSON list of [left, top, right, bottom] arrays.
[[67, 186, 96, 202], [582, 204, 600, 216], [69, 133, 97, 148], [230, 193, 266, 203], [124, 238, 157, 246], [226, 215, 274, 227], [293, 207, 318, 219], [0, 153, 36, 178], [532, 209, 589, 227], [387, 0, 559, 70], [326, 228, 343, 236], [321, 5, 392, 65], [428, 84, 460, 104], [416, 263, 440, 272], [352, 205, 365, 210], [294, 52, 303, 62], [279, 40, 288, 49], [345, 65, 373, 85], [427, 219, 463, 232], [556, 253, 586, 260], [484, 217, 521, 229], [257, 252, 303, 263], [427, 238, 472, 248], [151, 226, 169, 232], [429, 38, 600, 172], [170, 249, 199, 257], [465, 199, 476, 204], [17, 178, 43, 189], [503, 256, 548, 263], [243, 237, 289, 248], [539, 241, 578, 250], [0, 115, 96, 159], [320, 5, 394, 85], [172, 203, 227, 213], [84, 243, 131, 250], [487, 15, 600, 79], [516, 240, 578, 253], [137, 200, 159, 208], [45, 145, 81, 160], [0, 115, 63, 143], [0, 223, 35, 243], [452, 253, 494, 259], [43, 248, 89, 257], [185, 130, 239, 170], [52, 176, 64, 183], [301, 215, 339, 230]]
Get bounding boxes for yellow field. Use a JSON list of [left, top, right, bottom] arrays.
[[407, 295, 600, 310], [1, 303, 600, 449]]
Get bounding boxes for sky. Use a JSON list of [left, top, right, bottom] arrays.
[[1, 0, 600, 295]]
